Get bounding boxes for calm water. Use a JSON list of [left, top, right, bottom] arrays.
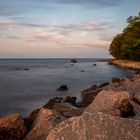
[[0, 58, 134, 117]]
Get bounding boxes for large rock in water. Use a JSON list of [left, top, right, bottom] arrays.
[[46, 112, 140, 140], [24, 108, 65, 140], [85, 90, 134, 117], [0, 114, 26, 140]]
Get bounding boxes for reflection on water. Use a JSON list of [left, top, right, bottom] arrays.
[[0, 59, 134, 117]]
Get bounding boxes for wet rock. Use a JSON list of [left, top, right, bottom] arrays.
[[112, 77, 121, 83], [85, 90, 134, 117], [62, 96, 76, 106], [98, 82, 109, 88], [46, 112, 140, 140], [93, 64, 97, 66], [81, 85, 97, 95], [0, 114, 26, 140], [56, 85, 68, 92], [71, 59, 77, 63]]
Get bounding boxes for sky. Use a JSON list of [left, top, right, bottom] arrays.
[[0, 0, 140, 58]]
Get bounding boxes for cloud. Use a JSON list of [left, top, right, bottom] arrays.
[[48, 0, 122, 7], [52, 21, 114, 36], [0, 20, 46, 29]]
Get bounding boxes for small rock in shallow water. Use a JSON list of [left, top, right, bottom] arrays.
[[80, 70, 85, 72], [24, 68, 30, 71], [56, 85, 68, 92], [71, 58, 77, 63]]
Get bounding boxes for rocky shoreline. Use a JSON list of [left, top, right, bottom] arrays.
[[0, 61, 140, 140], [109, 59, 140, 71]]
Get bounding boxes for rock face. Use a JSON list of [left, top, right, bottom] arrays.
[[57, 85, 68, 92], [85, 90, 134, 117], [24, 108, 65, 140], [46, 112, 140, 140], [0, 114, 26, 140]]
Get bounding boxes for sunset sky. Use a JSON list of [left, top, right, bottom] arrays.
[[0, 0, 140, 58]]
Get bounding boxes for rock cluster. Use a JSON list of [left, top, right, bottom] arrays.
[[0, 75, 140, 140]]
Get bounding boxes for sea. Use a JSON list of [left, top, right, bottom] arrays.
[[0, 58, 134, 117]]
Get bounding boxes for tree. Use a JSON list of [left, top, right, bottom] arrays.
[[109, 12, 140, 60]]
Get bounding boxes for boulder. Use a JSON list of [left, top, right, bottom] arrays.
[[80, 88, 102, 107], [46, 112, 140, 140], [112, 77, 121, 83], [0, 114, 26, 140], [24, 108, 65, 140], [32, 108, 59, 128], [56, 85, 68, 92], [24, 114, 65, 140], [85, 90, 134, 117]]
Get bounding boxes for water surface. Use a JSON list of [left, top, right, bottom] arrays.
[[0, 58, 134, 117]]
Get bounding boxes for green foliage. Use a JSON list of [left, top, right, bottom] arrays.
[[109, 12, 140, 60]]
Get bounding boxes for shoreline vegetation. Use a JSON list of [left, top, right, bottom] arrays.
[[0, 60, 140, 140]]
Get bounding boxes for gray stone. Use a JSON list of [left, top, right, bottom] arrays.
[[46, 112, 140, 140], [85, 90, 134, 117]]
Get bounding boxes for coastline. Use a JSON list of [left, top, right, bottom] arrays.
[[0, 61, 140, 140], [109, 59, 140, 71]]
